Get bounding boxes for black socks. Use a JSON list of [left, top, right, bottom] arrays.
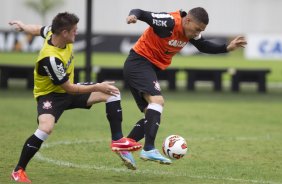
[[15, 134, 43, 171], [127, 118, 145, 142], [143, 109, 161, 151], [106, 100, 123, 141]]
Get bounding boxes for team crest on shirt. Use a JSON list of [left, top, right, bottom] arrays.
[[153, 81, 161, 91], [43, 101, 52, 109]]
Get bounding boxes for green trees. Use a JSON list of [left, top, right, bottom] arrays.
[[24, 0, 64, 24]]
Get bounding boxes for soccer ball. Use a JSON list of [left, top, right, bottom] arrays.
[[162, 135, 188, 159]]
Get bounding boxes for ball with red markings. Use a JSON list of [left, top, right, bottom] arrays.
[[162, 135, 188, 159]]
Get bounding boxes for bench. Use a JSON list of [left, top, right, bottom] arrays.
[[0, 64, 84, 89], [183, 68, 228, 91], [230, 69, 271, 92], [0, 64, 271, 93], [95, 67, 179, 90], [156, 68, 179, 90], [0, 65, 34, 89], [96, 68, 126, 88]]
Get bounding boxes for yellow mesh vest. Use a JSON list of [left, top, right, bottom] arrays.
[[33, 31, 75, 99]]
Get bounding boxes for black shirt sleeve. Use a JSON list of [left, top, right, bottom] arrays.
[[40, 26, 51, 39], [189, 36, 228, 54], [37, 57, 69, 85], [129, 9, 175, 38]]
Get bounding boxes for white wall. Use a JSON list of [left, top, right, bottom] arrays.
[[1, 0, 281, 36]]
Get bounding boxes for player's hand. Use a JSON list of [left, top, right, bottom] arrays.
[[96, 81, 120, 96], [126, 15, 137, 24], [9, 20, 25, 32], [227, 36, 247, 51]]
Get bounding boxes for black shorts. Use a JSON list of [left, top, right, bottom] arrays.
[[37, 92, 91, 123], [123, 49, 162, 112]]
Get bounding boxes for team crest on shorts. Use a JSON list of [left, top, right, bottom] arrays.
[[153, 81, 161, 91], [43, 101, 52, 109]]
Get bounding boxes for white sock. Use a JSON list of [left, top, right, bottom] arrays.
[[34, 129, 48, 141]]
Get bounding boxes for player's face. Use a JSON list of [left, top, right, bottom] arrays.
[[183, 17, 206, 39], [64, 25, 78, 43]]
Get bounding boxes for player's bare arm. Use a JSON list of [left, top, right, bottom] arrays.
[[9, 20, 41, 36], [61, 80, 120, 96], [227, 36, 247, 51]]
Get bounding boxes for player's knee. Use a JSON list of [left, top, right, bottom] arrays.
[[144, 94, 164, 107], [87, 92, 121, 104], [43, 129, 53, 135], [106, 94, 121, 103], [151, 96, 165, 107], [99, 93, 121, 103], [38, 124, 54, 135], [159, 98, 165, 107], [38, 115, 55, 135]]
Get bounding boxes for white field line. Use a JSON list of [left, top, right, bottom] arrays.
[[40, 134, 274, 149], [35, 140, 281, 184], [188, 135, 274, 142]]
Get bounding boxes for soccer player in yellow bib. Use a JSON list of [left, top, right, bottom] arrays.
[[9, 12, 141, 183]]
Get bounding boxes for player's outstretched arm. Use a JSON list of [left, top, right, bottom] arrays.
[[61, 80, 120, 96], [9, 20, 42, 36], [93, 81, 120, 96], [227, 36, 247, 52]]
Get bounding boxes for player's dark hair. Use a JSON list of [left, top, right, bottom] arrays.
[[51, 12, 79, 34], [188, 7, 209, 25]]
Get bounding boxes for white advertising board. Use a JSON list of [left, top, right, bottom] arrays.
[[245, 34, 282, 60]]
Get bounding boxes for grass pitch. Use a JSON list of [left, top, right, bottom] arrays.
[[0, 88, 281, 184], [0, 51, 282, 183]]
